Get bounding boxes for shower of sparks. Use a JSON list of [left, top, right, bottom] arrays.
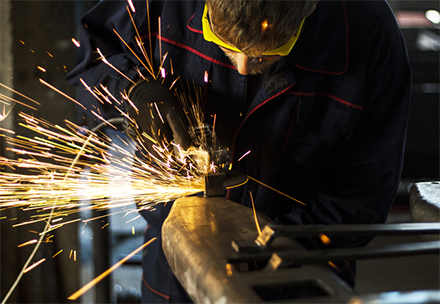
[[0, 113, 206, 225]]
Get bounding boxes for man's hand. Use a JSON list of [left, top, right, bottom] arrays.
[[124, 77, 192, 156]]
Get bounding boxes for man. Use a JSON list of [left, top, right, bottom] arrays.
[[67, 0, 411, 302]]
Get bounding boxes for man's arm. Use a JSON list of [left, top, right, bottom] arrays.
[[66, 0, 157, 121]]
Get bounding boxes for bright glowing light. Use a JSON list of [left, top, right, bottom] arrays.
[[23, 258, 46, 273], [127, 0, 135, 13], [71, 38, 81, 47], [426, 10, 440, 24], [238, 150, 251, 161]]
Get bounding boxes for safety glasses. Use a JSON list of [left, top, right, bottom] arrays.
[[202, 4, 304, 56]]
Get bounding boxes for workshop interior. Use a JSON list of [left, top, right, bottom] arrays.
[[0, 0, 439, 303]]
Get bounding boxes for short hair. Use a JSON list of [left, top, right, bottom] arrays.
[[206, 0, 317, 56]]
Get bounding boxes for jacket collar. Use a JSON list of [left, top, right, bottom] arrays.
[[187, 1, 205, 34]]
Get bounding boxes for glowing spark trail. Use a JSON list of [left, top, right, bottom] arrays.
[[249, 190, 262, 235], [68, 237, 157, 300], [23, 258, 46, 274]]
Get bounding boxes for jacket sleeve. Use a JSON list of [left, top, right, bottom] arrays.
[[66, 0, 159, 121]]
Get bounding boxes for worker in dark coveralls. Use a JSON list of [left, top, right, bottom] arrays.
[[67, 0, 411, 302]]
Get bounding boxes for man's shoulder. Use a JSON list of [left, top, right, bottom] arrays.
[[345, 0, 408, 66], [345, 0, 403, 38]]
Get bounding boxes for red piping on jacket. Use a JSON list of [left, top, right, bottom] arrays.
[[140, 32, 236, 70], [287, 91, 363, 110], [295, 0, 349, 75], [159, 36, 237, 70], [187, 12, 203, 34], [142, 275, 171, 300], [142, 224, 170, 300]]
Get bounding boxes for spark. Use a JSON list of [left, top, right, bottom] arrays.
[[0, 82, 40, 110], [68, 237, 157, 300], [127, 0, 135, 13], [23, 258, 46, 273], [113, 28, 154, 77], [238, 150, 251, 162], [320, 233, 331, 245], [204, 71, 209, 83], [71, 38, 81, 47], [0, 105, 15, 123], [37, 66, 46, 72], [18, 239, 38, 248], [247, 176, 306, 206], [52, 249, 63, 258], [96, 48, 136, 85], [249, 190, 262, 235], [328, 261, 341, 271], [39, 78, 87, 110], [154, 102, 165, 123]]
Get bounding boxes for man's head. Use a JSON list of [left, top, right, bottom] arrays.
[[204, 0, 318, 75]]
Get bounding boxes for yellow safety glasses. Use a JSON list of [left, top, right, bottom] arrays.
[[202, 4, 304, 56]]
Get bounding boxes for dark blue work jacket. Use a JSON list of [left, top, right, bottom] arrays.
[[67, 0, 411, 302]]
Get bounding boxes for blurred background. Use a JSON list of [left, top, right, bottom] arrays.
[[0, 1, 438, 303]]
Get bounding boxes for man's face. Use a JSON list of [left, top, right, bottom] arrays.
[[220, 47, 282, 75]]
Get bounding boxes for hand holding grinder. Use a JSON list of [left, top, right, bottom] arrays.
[[124, 76, 228, 168], [123, 76, 245, 196]]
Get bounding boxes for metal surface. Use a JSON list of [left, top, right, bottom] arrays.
[[267, 241, 440, 270], [162, 196, 353, 303], [204, 172, 226, 197], [253, 223, 440, 249], [410, 182, 440, 241]]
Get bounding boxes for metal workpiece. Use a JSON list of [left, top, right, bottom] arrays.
[[161, 197, 353, 303], [204, 170, 248, 197], [204, 172, 226, 197], [267, 241, 440, 270], [410, 181, 440, 241], [254, 223, 440, 249]]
